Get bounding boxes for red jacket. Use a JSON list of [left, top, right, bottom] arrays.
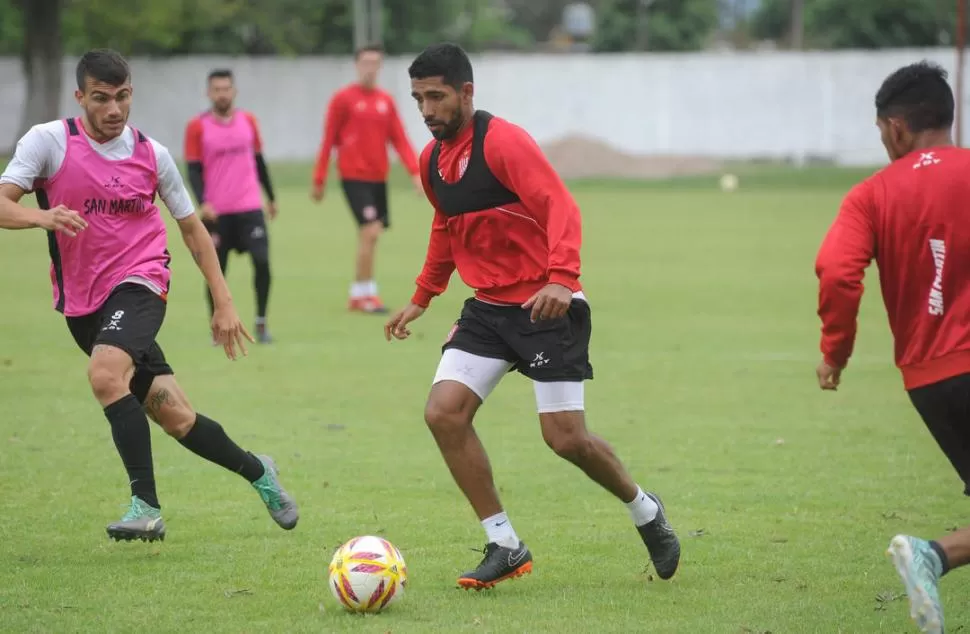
[[411, 115, 582, 307], [816, 145, 970, 390], [312, 84, 419, 188]]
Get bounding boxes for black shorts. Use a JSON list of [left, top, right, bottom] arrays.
[[909, 372, 970, 495], [341, 180, 389, 228], [443, 297, 594, 382], [65, 283, 173, 404], [205, 210, 268, 255]]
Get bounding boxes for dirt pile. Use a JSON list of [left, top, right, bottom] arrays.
[[541, 135, 723, 180]]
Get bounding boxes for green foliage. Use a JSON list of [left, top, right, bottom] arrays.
[[750, 0, 955, 49], [593, 0, 720, 52]]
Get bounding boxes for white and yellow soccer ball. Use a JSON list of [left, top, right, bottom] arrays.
[[328, 535, 407, 613]]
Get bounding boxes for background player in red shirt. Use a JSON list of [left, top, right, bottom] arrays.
[[311, 45, 422, 314], [184, 69, 278, 343], [384, 43, 680, 590], [815, 61, 970, 634]]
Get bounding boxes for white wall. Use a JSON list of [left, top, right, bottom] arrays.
[[0, 47, 964, 166]]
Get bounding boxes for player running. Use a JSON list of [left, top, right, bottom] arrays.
[[815, 61, 970, 634], [185, 69, 278, 343], [311, 44, 422, 314], [384, 43, 680, 590], [0, 49, 298, 542]]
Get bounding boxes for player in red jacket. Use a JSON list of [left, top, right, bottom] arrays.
[[311, 45, 422, 314], [815, 61, 970, 634], [384, 42, 680, 590]]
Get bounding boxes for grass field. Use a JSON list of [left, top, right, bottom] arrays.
[[1, 162, 966, 633]]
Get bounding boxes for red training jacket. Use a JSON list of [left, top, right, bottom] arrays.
[[411, 115, 582, 308], [815, 145, 970, 390], [312, 84, 419, 188]]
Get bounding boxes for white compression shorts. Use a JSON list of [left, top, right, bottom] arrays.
[[432, 348, 585, 414]]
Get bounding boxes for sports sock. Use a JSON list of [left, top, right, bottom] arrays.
[[364, 280, 378, 297], [253, 258, 271, 319], [482, 511, 520, 549], [625, 486, 659, 526], [350, 281, 368, 299], [177, 414, 265, 482], [930, 540, 951, 576], [104, 394, 160, 509]]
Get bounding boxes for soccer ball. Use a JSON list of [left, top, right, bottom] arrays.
[[328, 535, 407, 613]]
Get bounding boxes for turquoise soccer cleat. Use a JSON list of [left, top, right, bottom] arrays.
[[106, 496, 165, 542], [251, 455, 299, 530], [887, 535, 944, 634]]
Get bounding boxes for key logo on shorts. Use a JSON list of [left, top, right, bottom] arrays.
[[250, 225, 266, 240], [363, 205, 378, 221], [529, 352, 549, 368], [104, 310, 125, 331]]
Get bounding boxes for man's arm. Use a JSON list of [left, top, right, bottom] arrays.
[[312, 93, 346, 190], [411, 147, 456, 308], [387, 99, 420, 177], [0, 125, 86, 235], [815, 181, 876, 369], [177, 213, 233, 306], [246, 112, 276, 203], [183, 118, 205, 204], [0, 184, 45, 229], [483, 120, 582, 291]]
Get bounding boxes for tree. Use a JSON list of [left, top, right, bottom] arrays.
[[750, 0, 954, 49], [13, 0, 62, 148], [593, 0, 720, 52]]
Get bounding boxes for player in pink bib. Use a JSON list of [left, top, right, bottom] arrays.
[[185, 69, 278, 343], [0, 49, 299, 542]]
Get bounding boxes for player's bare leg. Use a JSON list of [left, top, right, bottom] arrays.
[[887, 527, 969, 634], [539, 407, 681, 580], [88, 344, 164, 542], [424, 380, 533, 589], [142, 375, 298, 530], [349, 220, 387, 314]]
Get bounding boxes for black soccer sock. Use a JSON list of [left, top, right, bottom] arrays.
[[178, 414, 265, 482], [930, 540, 951, 576], [103, 394, 160, 509], [253, 256, 271, 319]]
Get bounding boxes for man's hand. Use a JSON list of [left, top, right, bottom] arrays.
[[385, 303, 426, 341], [211, 301, 255, 360], [522, 283, 573, 322], [266, 201, 279, 221], [40, 205, 88, 237], [199, 203, 217, 223], [310, 184, 324, 203], [816, 359, 843, 391]]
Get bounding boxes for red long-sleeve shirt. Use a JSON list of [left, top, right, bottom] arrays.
[[312, 84, 419, 188], [411, 115, 582, 308], [816, 145, 970, 390]]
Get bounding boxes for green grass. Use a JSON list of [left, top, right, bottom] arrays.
[[1, 162, 965, 633]]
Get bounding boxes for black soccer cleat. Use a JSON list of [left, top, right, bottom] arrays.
[[457, 541, 533, 590], [636, 492, 681, 580]]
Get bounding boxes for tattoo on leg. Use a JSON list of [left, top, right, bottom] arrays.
[[146, 388, 172, 421], [191, 250, 202, 264]]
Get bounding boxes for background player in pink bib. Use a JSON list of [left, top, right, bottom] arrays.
[[0, 49, 299, 542], [185, 69, 278, 343]]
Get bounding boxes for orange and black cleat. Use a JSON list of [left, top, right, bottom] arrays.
[[348, 296, 389, 314], [457, 541, 533, 590]]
